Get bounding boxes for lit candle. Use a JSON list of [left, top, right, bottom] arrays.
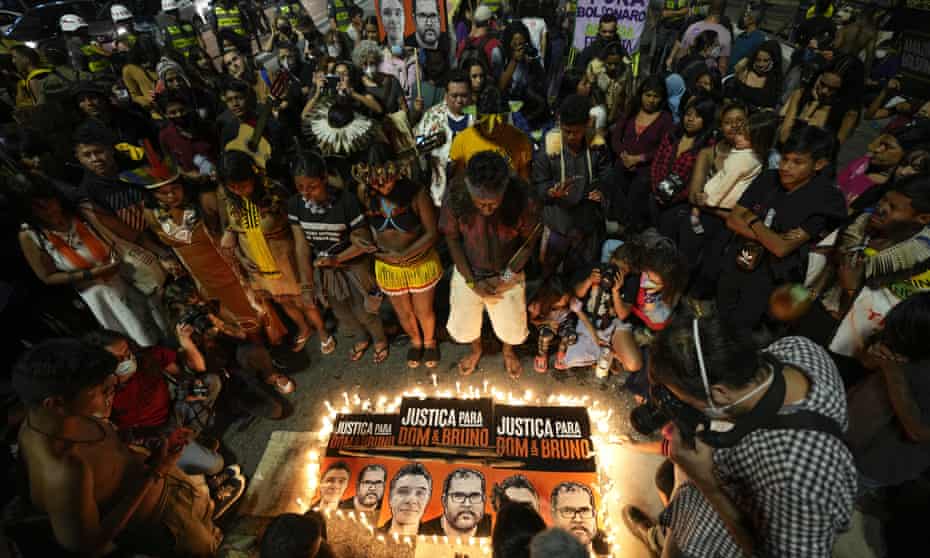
[[431, 373, 438, 387]]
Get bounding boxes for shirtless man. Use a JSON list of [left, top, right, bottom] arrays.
[[14, 338, 222, 557]]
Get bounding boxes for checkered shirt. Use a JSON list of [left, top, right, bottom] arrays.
[[659, 336, 857, 557]]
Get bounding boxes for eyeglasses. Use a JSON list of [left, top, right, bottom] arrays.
[[416, 12, 439, 23], [557, 506, 594, 520], [448, 492, 483, 504], [360, 479, 385, 488]]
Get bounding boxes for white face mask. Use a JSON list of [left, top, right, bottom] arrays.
[[327, 44, 341, 57], [693, 319, 773, 420], [115, 354, 137, 377], [364, 64, 377, 77], [876, 49, 888, 59]]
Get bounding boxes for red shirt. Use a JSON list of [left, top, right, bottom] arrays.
[[111, 347, 175, 430], [159, 123, 218, 173], [650, 133, 710, 203]]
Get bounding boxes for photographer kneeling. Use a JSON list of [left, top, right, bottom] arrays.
[[164, 279, 289, 422], [623, 313, 856, 557]]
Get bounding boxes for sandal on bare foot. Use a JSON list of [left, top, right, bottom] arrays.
[[555, 351, 568, 370], [349, 341, 370, 362], [373, 343, 390, 364], [534, 354, 548, 374], [266, 372, 296, 395], [423, 344, 440, 368], [291, 331, 311, 352], [457, 352, 481, 376], [407, 346, 422, 368], [504, 351, 523, 379], [320, 335, 336, 355]]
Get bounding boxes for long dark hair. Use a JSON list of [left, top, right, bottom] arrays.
[[6, 173, 78, 233], [883, 292, 930, 361], [501, 21, 532, 61], [748, 40, 784, 95], [798, 55, 864, 137], [628, 75, 669, 117], [677, 94, 717, 153]]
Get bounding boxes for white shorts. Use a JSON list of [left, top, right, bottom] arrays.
[[446, 268, 528, 346]]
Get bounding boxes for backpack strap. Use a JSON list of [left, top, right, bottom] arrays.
[[764, 410, 849, 447]]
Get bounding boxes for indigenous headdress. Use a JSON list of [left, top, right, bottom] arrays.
[[119, 140, 180, 189], [351, 142, 411, 188], [302, 99, 378, 158]]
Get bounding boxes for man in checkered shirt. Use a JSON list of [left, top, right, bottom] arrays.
[[624, 313, 857, 557]]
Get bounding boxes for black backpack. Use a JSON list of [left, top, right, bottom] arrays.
[[457, 34, 494, 71]]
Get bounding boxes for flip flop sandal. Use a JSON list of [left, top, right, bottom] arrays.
[[320, 335, 336, 355], [504, 352, 523, 379], [212, 474, 246, 520], [266, 373, 296, 395], [407, 346, 423, 368], [422, 345, 440, 369], [349, 342, 371, 362], [373, 344, 390, 364], [554, 351, 568, 370], [534, 354, 548, 374], [291, 331, 311, 352]]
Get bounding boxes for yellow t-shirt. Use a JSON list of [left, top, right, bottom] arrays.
[[448, 125, 533, 180]]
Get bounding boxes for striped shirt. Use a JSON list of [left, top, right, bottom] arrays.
[[81, 173, 147, 232], [287, 188, 366, 256]]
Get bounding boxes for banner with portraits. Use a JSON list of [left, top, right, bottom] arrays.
[[312, 397, 606, 555], [375, 0, 447, 49]]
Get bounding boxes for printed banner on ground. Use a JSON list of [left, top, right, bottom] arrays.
[[312, 397, 606, 553], [572, 0, 648, 54]]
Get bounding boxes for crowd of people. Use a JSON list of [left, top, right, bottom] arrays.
[[2, 0, 929, 556]]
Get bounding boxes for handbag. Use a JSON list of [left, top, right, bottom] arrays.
[[118, 243, 167, 295]]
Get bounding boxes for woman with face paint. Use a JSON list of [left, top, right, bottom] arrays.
[[730, 40, 783, 112], [354, 143, 441, 368]]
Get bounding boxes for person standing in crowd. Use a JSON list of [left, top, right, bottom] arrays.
[[59, 14, 114, 78], [217, 150, 325, 376], [650, 0, 691, 76], [456, 5, 502, 78], [414, 69, 473, 206], [728, 10, 767, 73], [121, 35, 162, 118], [346, 6, 365, 47], [14, 175, 163, 347], [14, 339, 223, 556], [288, 152, 388, 364], [156, 90, 219, 182], [11, 45, 51, 109], [157, 0, 203, 59], [610, 76, 674, 228], [71, 82, 157, 151], [534, 94, 610, 276], [717, 125, 846, 329], [449, 87, 533, 179], [440, 151, 539, 378], [276, 0, 307, 29], [355, 144, 441, 369], [574, 14, 623, 75], [780, 55, 864, 146], [669, 0, 732, 76], [353, 40, 406, 115], [463, 59, 491, 106], [727, 40, 784, 113], [212, 0, 252, 54], [623, 313, 856, 558], [497, 21, 548, 136], [222, 47, 271, 102]]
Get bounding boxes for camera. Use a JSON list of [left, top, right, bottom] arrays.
[[630, 383, 710, 448], [522, 45, 539, 59], [323, 74, 340, 96], [179, 304, 214, 335], [597, 264, 619, 291], [655, 173, 686, 205]]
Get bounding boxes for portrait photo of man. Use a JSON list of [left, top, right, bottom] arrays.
[[420, 468, 491, 537], [340, 464, 386, 513], [317, 462, 351, 511], [383, 462, 432, 535], [408, 0, 441, 50], [550, 482, 597, 549], [491, 474, 539, 512], [378, 0, 405, 48]]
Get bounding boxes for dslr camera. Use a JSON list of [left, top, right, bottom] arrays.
[[655, 173, 686, 205], [178, 303, 215, 335], [630, 383, 710, 448], [521, 44, 539, 59]]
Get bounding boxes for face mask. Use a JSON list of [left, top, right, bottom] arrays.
[[115, 354, 137, 377], [391, 44, 404, 57], [754, 60, 773, 74], [364, 64, 377, 77], [640, 274, 660, 290], [279, 25, 291, 35], [693, 318, 773, 420], [327, 44, 341, 57], [876, 49, 888, 59]]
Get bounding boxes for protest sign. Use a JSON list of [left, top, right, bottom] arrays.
[[572, 0, 648, 54]]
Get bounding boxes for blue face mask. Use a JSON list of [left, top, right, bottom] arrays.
[[391, 44, 404, 57]]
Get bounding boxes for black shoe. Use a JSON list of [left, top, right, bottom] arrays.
[[622, 505, 658, 556]]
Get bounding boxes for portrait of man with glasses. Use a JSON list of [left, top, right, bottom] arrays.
[[550, 482, 598, 549], [340, 464, 387, 513], [409, 0, 441, 50], [420, 468, 491, 537]]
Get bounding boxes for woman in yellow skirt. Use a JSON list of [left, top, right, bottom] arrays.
[[354, 143, 442, 368]]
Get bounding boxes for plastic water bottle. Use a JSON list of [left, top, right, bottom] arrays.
[[595, 347, 612, 379], [690, 212, 704, 235]]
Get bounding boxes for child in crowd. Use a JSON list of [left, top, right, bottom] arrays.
[[528, 278, 577, 374]]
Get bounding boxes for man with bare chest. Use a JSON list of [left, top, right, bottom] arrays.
[[14, 338, 222, 557]]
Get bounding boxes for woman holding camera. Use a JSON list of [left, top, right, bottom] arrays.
[[301, 60, 384, 119], [498, 21, 548, 134], [641, 95, 717, 240]]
